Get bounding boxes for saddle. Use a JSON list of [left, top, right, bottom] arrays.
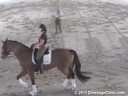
[[32, 48, 52, 65]]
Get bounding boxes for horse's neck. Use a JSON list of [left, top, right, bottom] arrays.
[[9, 41, 30, 54]]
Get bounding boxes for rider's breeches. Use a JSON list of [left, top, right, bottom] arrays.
[[36, 45, 47, 61]]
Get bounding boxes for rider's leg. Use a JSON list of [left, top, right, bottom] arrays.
[[36, 45, 47, 74]]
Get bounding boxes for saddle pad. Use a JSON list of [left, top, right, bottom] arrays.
[[43, 50, 52, 64], [32, 48, 52, 65]]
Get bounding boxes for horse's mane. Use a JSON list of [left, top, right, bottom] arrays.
[[8, 40, 31, 50]]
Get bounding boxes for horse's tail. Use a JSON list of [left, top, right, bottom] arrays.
[[70, 50, 90, 83]]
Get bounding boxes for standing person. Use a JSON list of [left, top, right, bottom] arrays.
[[54, 7, 64, 33], [33, 24, 47, 74]]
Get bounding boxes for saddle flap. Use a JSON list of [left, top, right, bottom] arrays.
[[32, 48, 51, 65], [32, 48, 38, 64]]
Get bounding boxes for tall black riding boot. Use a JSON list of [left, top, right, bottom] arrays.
[[37, 59, 43, 74], [38, 65, 43, 74]]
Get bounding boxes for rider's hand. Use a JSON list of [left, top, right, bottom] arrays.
[[31, 44, 36, 49]]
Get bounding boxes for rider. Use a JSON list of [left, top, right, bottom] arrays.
[[33, 24, 47, 74]]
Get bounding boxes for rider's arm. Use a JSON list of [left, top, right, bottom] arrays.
[[35, 39, 44, 47]]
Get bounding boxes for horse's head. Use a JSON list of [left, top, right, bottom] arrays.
[[1, 39, 11, 59]]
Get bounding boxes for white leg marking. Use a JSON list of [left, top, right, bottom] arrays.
[[72, 79, 76, 89], [62, 79, 69, 88], [18, 79, 28, 88], [29, 85, 37, 96]]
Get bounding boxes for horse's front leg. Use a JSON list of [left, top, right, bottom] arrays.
[[28, 69, 37, 96], [17, 71, 28, 88]]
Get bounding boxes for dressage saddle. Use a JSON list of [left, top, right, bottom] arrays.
[[33, 47, 49, 64]]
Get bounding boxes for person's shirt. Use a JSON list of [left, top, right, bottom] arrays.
[[54, 10, 64, 19], [39, 32, 47, 45]]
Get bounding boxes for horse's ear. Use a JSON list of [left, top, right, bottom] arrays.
[[6, 38, 8, 41], [1, 40, 4, 44]]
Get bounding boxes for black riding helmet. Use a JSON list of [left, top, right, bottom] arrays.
[[39, 24, 47, 32]]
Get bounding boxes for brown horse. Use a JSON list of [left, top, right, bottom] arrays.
[[1, 39, 90, 96]]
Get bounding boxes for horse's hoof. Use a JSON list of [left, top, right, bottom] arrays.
[[71, 87, 76, 90], [29, 90, 37, 96]]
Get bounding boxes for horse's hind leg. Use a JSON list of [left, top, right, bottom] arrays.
[[63, 79, 69, 88], [17, 71, 28, 88], [63, 67, 76, 89], [62, 69, 70, 88], [68, 69, 76, 89]]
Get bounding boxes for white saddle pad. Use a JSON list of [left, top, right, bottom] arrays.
[[32, 49, 52, 65], [43, 50, 52, 65]]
